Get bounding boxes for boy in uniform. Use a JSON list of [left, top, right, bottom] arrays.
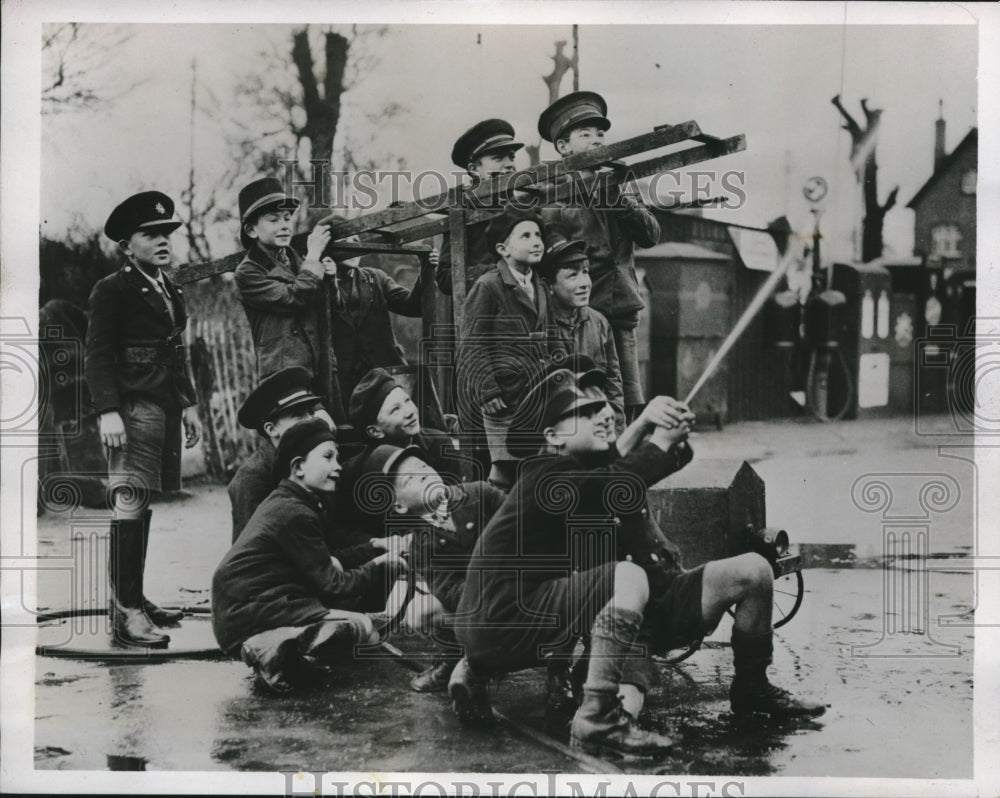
[[575, 364, 830, 729], [228, 367, 402, 578], [212, 418, 405, 693], [538, 91, 661, 421], [451, 369, 824, 757], [450, 368, 686, 755], [353, 445, 504, 692], [457, 207, 550, 489], [86, 191, 203, 648], [310, 215, 435, 407], [345, 367, 460, 483], [233, 177, 344, 419], [537, 234, 625, 430], [436, 119, 524, 296], [228, 367, 333, 541]]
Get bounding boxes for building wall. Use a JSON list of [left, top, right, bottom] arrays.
[[645, 211, 797, 424], [911, 140, 977, 274]]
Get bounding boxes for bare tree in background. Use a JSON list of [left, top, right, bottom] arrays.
[[524, 33, 580, 166], [42, 24, 140, 113], [224, 24, 406, 221], [832, 95, 899, 262]]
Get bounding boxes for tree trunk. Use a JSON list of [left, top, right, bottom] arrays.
[[831, 95, 898, 262], [290, 29, 349, 205]]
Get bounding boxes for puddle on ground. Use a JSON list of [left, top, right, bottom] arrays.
[[797, 543, 973, 570]]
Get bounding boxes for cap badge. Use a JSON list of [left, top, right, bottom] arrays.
[[155, 202, 166, 215]]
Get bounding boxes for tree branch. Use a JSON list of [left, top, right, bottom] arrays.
[[292, 28, 321, 117], [881, 186, 899, 214], [831, 94, 863, 144]]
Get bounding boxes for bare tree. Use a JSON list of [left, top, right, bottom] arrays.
[[42, 24, 141, 113], [524, 34, 580, 166], [221, 25, 405, 218], [832, 95, 899, 262], [290, 28, 348, 171]]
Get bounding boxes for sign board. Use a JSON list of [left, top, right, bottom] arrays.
[[858, 352, 890, 408], [729, 227, 781, 272]]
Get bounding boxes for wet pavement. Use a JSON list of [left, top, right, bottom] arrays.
[[31, 413, 977, 777]]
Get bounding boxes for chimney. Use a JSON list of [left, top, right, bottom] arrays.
[[934, 99, 946, 171]]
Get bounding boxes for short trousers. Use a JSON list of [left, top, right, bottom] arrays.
[[570, 565, 706, 694], [642, 565, 707, 656], [106, 395, 182, 497], [469, 562, 617, 675]]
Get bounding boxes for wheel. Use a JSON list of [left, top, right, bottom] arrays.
[[772, 570, 804, 629], [725, 570, 805, 629]]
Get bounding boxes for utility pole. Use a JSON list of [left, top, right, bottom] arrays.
[[572, 25, 579, 91], [186, 59, 198, 261]]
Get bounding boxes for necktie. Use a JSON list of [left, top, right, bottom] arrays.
[[154, 275, 176, 324]]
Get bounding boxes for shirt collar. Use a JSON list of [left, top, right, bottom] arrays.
[[510, 266, 534, 288], [254, 242, 298, 272], [552, 303, 581, 326], [278, 478, 328, 513], [136, 266, 167, 289]]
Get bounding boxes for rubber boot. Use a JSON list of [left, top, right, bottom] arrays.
[[729, 629, 826, 718], [569, 606, 672, 758], [108, 518, 169, 648], [411, 628, 461, 693], [139, 509, 183, 626], [545, 658, 578, 734], [448, 656, 495, 727]]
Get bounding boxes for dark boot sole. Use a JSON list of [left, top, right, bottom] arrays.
[[570, 736, 673, 760], [448, 681, 495, 727], [111, 634, 170, 649]]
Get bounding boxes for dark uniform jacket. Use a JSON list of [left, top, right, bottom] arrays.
[[457, 260, 550, 421], [607, 443, 690, 587], [408, 480, 505, 611], [543, 182, 659, 328], [455, 440, 691, 664], [227, 440, 381, 566], [330, 264, 425, 404], [85, 264, 196, 414], [212, 479, 392, 656], [234, 243, 328, 382]]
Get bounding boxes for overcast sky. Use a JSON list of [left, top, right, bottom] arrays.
[[41, 21, 977, 262]]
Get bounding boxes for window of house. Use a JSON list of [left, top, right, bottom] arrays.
[[930, 224, 962, 259], [961, 169, 977, 195]]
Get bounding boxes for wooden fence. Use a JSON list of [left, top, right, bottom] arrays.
[[185, 317, 258, 479]]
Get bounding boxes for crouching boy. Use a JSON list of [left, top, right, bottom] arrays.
[[570, 361, 829, 725], [354, 445, 504, 692], [211, 418, 405, 692], [450, 368, 687, 756]]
